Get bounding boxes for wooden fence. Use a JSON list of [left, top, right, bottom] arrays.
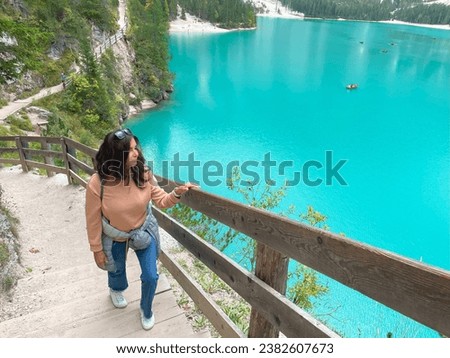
[[1, 135, 449, 338], [94, 25, 127, 60], [60, 25, 128, 90]]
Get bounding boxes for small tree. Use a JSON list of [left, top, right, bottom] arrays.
[[166, 167, 329, 312]]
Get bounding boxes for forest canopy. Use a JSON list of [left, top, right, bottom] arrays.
[[281, 0, 450, 24]]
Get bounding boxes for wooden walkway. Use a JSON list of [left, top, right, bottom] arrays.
[[0, 169, 209, 338], [0, 16, 127, 123], [0, 84, 64, 122], [2, 141, 450, 337], [0, 258, 208, 338]]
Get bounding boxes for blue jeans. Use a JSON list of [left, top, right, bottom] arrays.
[[108, 237, 159, 319]]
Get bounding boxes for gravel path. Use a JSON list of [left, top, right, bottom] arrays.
[[0, 167, 87, 322], [0, 166, 184, 323]]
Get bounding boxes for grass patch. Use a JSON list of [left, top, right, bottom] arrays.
[[0, 123, 25, 137], [5, 115, 33, 132], [0, 243, 9, 268], [0, 200, 19, 240], [2, 276, 15, 291], [164, 245, 251, 337]]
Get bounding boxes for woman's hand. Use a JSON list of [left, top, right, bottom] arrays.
[[93, 250, 107, 269], [173, 183, 198, 197]]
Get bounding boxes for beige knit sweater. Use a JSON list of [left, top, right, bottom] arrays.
[[85, 173, 179, 252]]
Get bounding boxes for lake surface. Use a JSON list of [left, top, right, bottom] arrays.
[[128, 17, 450, 337]]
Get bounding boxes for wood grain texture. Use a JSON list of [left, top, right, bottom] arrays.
[[249, 243, 289, 338], [160, 249, 245, 338], [152, 176, 450, 337], [1, 139, 448, 336], [153, 207, 338, 338]]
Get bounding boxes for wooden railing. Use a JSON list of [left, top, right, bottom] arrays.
[[0, 136, 96, 186], [1, 135, 449, 338], [94, 25, 127, 60], [65, 25, 128, 89]]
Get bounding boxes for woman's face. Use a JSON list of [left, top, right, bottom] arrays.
[[127, 137, 139, 168]]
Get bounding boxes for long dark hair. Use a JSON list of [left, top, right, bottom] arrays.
[[95, 129, 146, 187]]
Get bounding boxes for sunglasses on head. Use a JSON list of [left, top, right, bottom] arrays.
[[114, 128, 132, 140]]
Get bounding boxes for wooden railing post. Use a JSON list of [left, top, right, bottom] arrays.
[[67, 146, 77, 174], [248, 243, 289, 337], [41, 139, 54, 177], [15, 137, 28, 173], [60, 138, 72, 185]]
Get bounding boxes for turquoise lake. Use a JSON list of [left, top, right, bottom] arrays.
[[128, 17, 450, 337]]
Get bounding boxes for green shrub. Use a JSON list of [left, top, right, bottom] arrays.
[[17, 88, 40, 100], [2, 276, 15, 291], [0, 243, 9, 268], [41, 51, 78, 87], [7, 125, 25, 136], [6, 115, 33, 132]]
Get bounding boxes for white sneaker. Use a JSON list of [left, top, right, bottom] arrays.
[[140, 308, 155, 330], [110, 289, 127, 308]]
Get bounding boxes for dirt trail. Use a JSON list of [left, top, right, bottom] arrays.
[[0, 167, 88, 322]]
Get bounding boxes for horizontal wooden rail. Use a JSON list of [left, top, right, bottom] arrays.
[[0, 158, 20, 165], [12, 135, 62, 145], [159, 249, 245, 338], [0, 136, 17, 142], [0, 136, 96, 185], [0, 147, 19, 154], [22, 148, 64, 159], [67, 154, 96, 176], [153, 206, 338, 338], [24, 160, 66, 174], [69, 169, 87, 188], [156, 176, 450, 337], [64, 137, 97, 159], [2, 136, 449, 337]]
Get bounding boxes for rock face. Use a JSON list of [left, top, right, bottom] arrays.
[[141, 100, 157, 110], [0, 1, 173, 120], [0, 186, 22, 298], [25, 106, 52, 134], [112, 39, 135, 90], [26, 106, 51, 118], [1, 71, 45, 103], [48, 35, 78, 60], [91, 25, 109, 50], [5, 0, 27, 16]]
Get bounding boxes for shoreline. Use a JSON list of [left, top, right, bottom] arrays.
[[169, 0, 304, 33], [378, 19, 450, 31], [304, 17, 450, 31], [169, 11, 231, 33], [170, 16, 450, 34], [170, 0, 450, 34], [155, 7, 450, 120]]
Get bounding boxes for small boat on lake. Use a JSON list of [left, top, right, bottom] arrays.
[[346, 84, 358, 90]]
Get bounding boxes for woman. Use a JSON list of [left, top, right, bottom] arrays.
[[85, 128, 195, 330]]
